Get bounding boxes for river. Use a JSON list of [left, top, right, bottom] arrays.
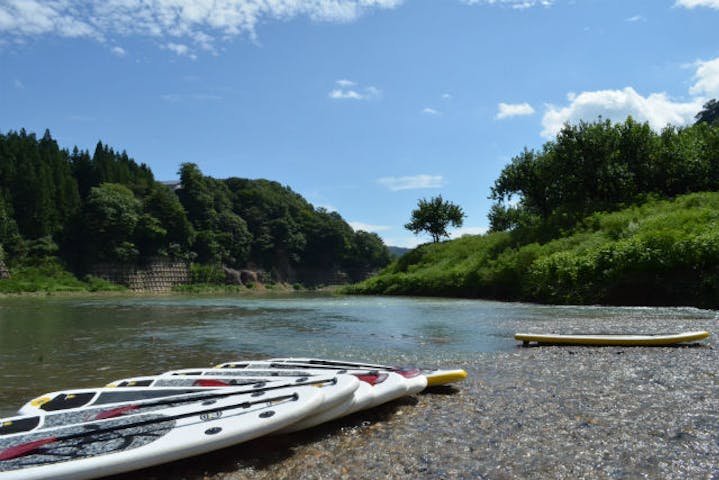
[[0, 293, 714, 416]]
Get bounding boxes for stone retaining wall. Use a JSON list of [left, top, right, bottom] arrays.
[[0, 260, 9, 279], [89, 258, 189, 292]]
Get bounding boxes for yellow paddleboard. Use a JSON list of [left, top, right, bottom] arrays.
[[424, 369, 467, 387], [515, 330, 710, 346]]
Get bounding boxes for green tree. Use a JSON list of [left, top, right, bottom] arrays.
[[0, 196, 23, 258], [143, 184, 194, 251], [695, 99, 719, 126], [405, 195, 465, 243], [345, 230, 391, 279], [176, 163, 219, 230], [84, 183, 142, 261]]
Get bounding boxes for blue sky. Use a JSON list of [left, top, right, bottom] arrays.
[[1, 0, 719, 247]]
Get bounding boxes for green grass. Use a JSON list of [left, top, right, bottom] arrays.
[[0, 259, 126, 294], [347, 192, 719, 307]]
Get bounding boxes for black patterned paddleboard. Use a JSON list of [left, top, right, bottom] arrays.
[[0, 386, 325, 480]]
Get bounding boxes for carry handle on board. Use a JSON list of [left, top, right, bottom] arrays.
[[0, 392, 300, 461]]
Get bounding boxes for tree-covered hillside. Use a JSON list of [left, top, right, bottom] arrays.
[[0, 129, 389, 285]]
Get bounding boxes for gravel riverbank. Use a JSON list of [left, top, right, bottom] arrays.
[[110, 317, 718, 480]]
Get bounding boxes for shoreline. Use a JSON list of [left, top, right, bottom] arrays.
[[0, 284, 345, 299]]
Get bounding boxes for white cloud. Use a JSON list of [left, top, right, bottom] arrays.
[[349, 222, 392, 232], [110, 46, 125, 57], [450, 226, 488, 238], [165, 42, 196, 59], [461, 0, 554, 9], [382, 236, 422, 249], [441, 93, 453, 100], [537, 56, 719, 138], [675, 0, 719, 9], [625, 15, 646, 22], [329, 80, 381, 100], [422, 107, 441, 115], [689, 57, 719, 97], [0, 0, 560, 56], [0, 0, 404, 54], [377, 175, 445, 191], [496, 102, 535, 119], [0, 0, 97, 39], [541, 87, 703, 138]]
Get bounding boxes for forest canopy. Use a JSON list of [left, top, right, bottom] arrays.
[[488, 115, 719, 241], [0, 129, 389, 283]]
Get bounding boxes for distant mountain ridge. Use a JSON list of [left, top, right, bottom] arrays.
[[388, 246, 410, 258]]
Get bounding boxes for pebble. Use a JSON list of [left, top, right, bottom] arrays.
[[112, 317, 718, 480]]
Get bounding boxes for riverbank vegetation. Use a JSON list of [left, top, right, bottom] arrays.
[[0, 129, 390, 291], [349, 103, 719, 307]]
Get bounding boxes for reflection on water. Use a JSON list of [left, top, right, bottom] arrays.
[[0, 294, 714, 415]]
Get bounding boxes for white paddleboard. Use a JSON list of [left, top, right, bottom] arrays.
[[107, 372, 362, 434], [18, 375, 338, 416], [0, 386, 325, 480], [265, 357, 467, 387], [4, 388, 297, 438], [162, 366, 410, 425]]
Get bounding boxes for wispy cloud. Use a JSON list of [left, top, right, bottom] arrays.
[[540, 55, 719, 138], [165, 43, 196, 60], [110, 46, 126, 57], [450, 226, 488, 238], [382, 236, 422, 249], [625, 15, 647, 22], [329, 80, 381, 101], [675, 0, 719, 9], [0, 1, 405, 55], [496, 102, 535, 119], [349, 222, 392, 232], [377, 175, 445, 191], [0, 0, 561, 57], [0, 0, 97, 39], [422, 107, 441, 115], [461, 0, 554, 9]]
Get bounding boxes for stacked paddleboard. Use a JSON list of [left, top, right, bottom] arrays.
[[1, 357, 466, 479]]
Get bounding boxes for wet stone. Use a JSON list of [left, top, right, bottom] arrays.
[[111, 316, 718, 480]]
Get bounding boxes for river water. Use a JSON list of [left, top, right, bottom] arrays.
[[0, 293, 714, 416]]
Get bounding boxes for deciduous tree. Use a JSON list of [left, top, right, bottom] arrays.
[[405, 195, 465, 243]]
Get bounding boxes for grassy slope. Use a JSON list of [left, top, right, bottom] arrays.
[[347, 192, 719, 307], [0, 259, 125, 294]]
